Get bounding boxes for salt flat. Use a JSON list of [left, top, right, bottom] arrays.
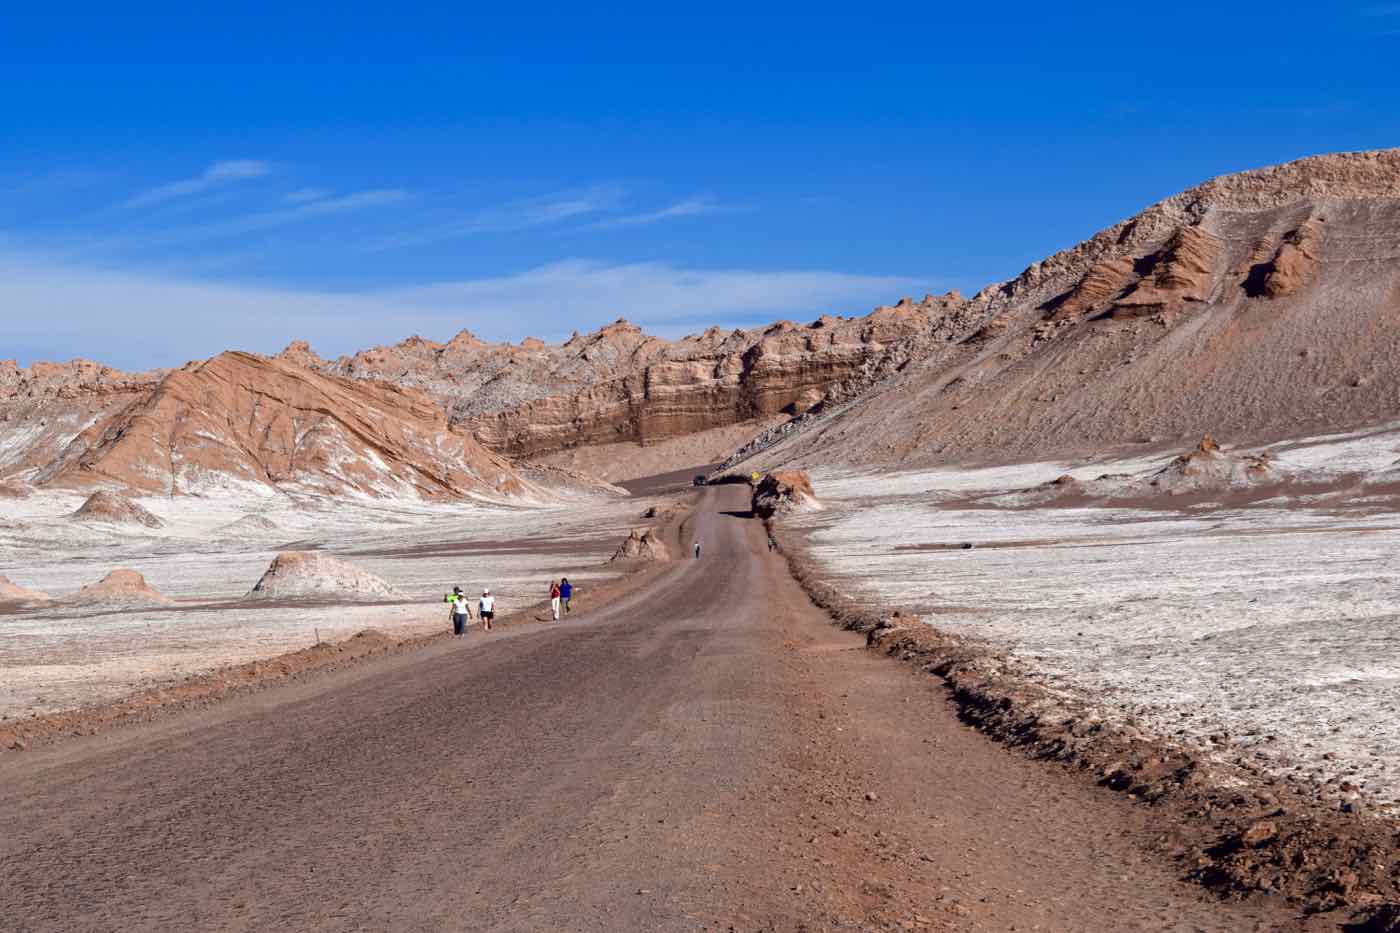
[[0, 486, 648, 716], [784, 426, 1400, 810]]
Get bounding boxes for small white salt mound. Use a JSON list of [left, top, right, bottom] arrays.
[[70, 490, 165, 528], [217, 514, 279, 536], [65, 569, 174, 608], [246, 550, 401, 601], [0, 574, 50, 605]]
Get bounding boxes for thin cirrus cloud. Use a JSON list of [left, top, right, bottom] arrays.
[[363, 184, 628, 252], [122, 160, 272, 209], [102, 188, 412, 251], [593, 196, 728, 229], [284, 187, 330, 203], [0, 251, 924, 369]]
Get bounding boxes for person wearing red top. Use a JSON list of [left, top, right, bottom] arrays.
[[549, 580, 562, 621]]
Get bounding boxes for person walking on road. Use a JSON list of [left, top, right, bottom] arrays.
[[549, 580, 562, 621], [559, 577, 573, 613], [449, 586, 470, 636], [479, 589, 496, 631], [694, 540, 702, 559], [767, 535, 776, 552]]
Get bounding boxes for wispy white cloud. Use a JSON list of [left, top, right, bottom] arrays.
[[0, 251, 924, 369], [123, 160, 272, 208], [91, 188, 411, 252], [364, 184, 625, 252], [285, 187, 330, 203], [594, 196, 729, 228]]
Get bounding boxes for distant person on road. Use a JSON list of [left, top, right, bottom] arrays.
[[448, 585, 470, 636], [559, 577, 573, 613], [479, 589, 496, 631], [694, 540, 701, 559], [549, 580, 562, 620], [767, 535, 776, 552]]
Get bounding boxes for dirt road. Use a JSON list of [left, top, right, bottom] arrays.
[[1, 486, 1313, 931]]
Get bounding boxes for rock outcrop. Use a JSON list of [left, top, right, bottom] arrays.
[[1145, 436, 1279, 495], [70, 491, 165, 528], [246, 551, 401, 601], [65, 569, 174, 608], [610, 528, 671, 563], [752, 470, 817, 519]]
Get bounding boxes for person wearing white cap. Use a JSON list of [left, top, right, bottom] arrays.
[[479, 589, 496, 631]]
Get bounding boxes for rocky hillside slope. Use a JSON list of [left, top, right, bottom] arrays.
[[737, 148, 1400, 469], [3, 352, 537, 501], [279, 302, 966, 458]]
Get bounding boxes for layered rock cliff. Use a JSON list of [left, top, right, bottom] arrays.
[[286, 296, 970, 459], [8, 352, 538, 501]]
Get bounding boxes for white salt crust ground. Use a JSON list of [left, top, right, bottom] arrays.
[[0, 486, 652, 717], [784, 424, 1400, 810]]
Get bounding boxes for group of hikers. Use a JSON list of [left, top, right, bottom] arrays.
[[444, 578, 573, 636]]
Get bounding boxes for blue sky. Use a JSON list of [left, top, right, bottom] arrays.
[[2, 3, 1398, 368]]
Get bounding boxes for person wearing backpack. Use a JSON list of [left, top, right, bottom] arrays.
[[549, 580, 562, 621]]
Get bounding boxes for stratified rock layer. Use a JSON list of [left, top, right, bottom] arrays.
[[287, 301, 969, 459], [24, 352, 534, 501]]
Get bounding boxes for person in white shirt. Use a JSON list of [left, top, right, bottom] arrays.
[[479, 589, 496, 631], [450, 587, 470, 636]]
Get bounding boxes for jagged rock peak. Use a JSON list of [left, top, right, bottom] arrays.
[[276, 340, 327, 368]]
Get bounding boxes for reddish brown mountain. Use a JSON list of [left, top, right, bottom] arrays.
[[18, 352, 535, 500]]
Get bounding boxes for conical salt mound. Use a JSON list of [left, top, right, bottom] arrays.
[[247, 551, 401, 601], [66, 569, 173, 607], [70, 491, 164, 528]]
